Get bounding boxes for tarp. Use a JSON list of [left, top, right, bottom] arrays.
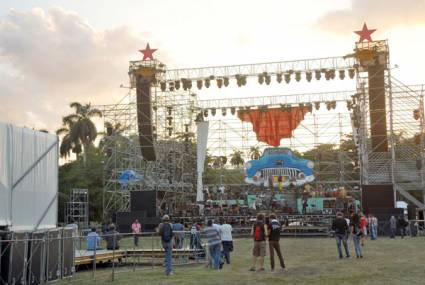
[[237, 107, 310, 146], [0, 122, 58, 231], [196, 121, 209, 203]]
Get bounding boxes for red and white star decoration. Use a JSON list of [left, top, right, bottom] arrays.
[[139, 43, 157, 60], [354, 23, 376, 42]]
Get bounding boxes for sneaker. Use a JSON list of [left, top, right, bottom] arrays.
[[346, 255, 351, 259], [280, 267, 286, 273], [249, 267, 256, 272], [257, 268, 265, 272], [360, 255, 363, 258]]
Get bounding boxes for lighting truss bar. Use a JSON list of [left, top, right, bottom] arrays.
[[198, 90, 354, 109], [164, 56, 356, 81]]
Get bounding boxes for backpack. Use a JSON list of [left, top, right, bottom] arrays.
[[161, 223, 173, 242], [253, 223, 265, 241]]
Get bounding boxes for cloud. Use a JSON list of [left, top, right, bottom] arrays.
[[0, 7, 145, 130], [317, 0, 425, 34]]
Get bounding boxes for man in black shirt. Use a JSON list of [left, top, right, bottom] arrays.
[[332, 212, 350, 259], [268, 214, 286, 272]]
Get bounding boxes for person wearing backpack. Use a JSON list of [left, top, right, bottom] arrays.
[[268, 214, 286, 271], [157, 215, 174, 276], [249, 213, 268, 272]]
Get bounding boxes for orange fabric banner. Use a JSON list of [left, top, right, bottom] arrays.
[[237, 107, 310, 146]]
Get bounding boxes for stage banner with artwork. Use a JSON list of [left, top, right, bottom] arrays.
[[237, 107, 310, 146]]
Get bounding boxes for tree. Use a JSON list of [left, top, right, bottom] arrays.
[[249, 146, 262, 160], [230, 149, 245, 168], [57, 102, 102, 164], [212, 156, 227, 169]]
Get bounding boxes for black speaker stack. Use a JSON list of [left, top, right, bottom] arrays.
[[0, 228, 74, 285], [115, 191, 161, 233]]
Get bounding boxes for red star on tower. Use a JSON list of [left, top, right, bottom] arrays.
[[139, 43, 157, 60], [354, 23, 377, 42]]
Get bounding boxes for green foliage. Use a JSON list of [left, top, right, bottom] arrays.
[[58, 146, 105, 223]]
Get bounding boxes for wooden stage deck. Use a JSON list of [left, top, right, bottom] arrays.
[[75, 248, 205, 266]]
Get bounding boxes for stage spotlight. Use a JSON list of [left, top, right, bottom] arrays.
[[241, 75, 247, 86], [203, 109, 208, 117], [284, 73, 291, 83], [230, 107, 236, 115], [181, 79, 188, 90], [217, 78, 223, 88], [169, 82, 175, 91], [205, 78, 210, 88], [306, 71, 312, 82], [295, 71, 301, 82], [222, 108, 227, 116], [414, 109, 420, 120], [339, 70, 345, 80], [211, 108, 216, 116], [326, 101, 332, 110], [315, 70, 321, 80], [329, 69, 336, 79], [314, 102, 321, 110], [348, 68, 356, 79], [346, 100, 352, 111], [223, 77, 229, 87], [197, 79, 203, 90], [265, 74, 271, 85], [325, 70, 331, 80], [175, 80, 181, 90], [276, 73, 283, 83], [414, 134, 421, 145], [160, 81, 166, 92], [187, 80, 192, 89], [258, 74, 264, 84], [331, 101, 337, 109]]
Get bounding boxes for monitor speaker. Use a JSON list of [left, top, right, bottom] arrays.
[[130, 191, 157, 217], [46, 229, 61, 282], [28, 231, 47, 285]]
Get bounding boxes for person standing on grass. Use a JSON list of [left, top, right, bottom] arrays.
[[219, 219, 233, 265], [390, 215, 397, 239], [172, 220, 185, 249], [331, 212, 350, 259], [369, 215, 378, 240], [360, 212, 368, 246], [131, 219, 141, 248], [268, 214, 286, 271], [350, 212, 363, 258], [204, 220, 222, 269], [250, 213, 268, 272], [157, 215, 174, 276], [397, 215, 408, 238]]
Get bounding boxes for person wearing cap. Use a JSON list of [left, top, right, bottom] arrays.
[[157, 215, 174, 276]]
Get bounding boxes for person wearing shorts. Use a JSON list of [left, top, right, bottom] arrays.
[[249, 213, 268, 272]]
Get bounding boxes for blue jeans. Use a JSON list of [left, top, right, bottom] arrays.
[[370, 226, 378, 240], [209, 243, 221, 269], [352, 235, 362, 257], [162, 241, 173, 275], [335, 234, 350, 258], [390, 227, 396, 238]]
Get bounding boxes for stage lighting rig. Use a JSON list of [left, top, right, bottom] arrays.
[[314, 70, 321, 80], [284, 73, 291, 83], [160, 81, 166, 91], [223, 77, 230, 87], [217, 78, 223, 88], [197, 79, 203, 90], [258, 74, 264, 84], [211, 108, 216, 116], [205, 78, 210, 88], [348, 68, 355, 79], [339, 70, 345, 80], [314, 102, 321, 110], [230, 107, 236, 115], [414, 109, 420, 120], [169, 81, 175, 91], [203, 109, 208, 117], [276, 73, 283, 83], [222, 108, 227, 116], [265, 73, 271, 85], [295, 71, 301, 82], [175, 80, 181, 90], [306, 71, 312, 82]]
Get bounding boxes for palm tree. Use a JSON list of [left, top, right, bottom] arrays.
[[212, 156, 227, 169], [249, 146, 262, 160], [57, 102, 102, 164], [230, 149, 244, 168]]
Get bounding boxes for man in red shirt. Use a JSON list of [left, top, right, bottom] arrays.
[[132, 219, 142, 247]]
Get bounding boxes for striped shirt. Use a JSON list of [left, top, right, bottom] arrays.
[[204, 226, 221, 246]]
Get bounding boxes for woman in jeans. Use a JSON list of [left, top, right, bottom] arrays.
[[350, 212, 363, 258]]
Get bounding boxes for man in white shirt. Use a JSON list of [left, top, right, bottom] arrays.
[[219, 219, 233, 264]]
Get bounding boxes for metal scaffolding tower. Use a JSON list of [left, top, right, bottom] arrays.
[[65, 189, 89, 229]]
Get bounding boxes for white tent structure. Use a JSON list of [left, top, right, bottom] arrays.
[[0, 122, 58, 231]]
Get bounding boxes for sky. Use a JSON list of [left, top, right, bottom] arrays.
[[0, 0, 425, 131]]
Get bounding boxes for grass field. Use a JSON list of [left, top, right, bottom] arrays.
[[61, 236, 425, 285]]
